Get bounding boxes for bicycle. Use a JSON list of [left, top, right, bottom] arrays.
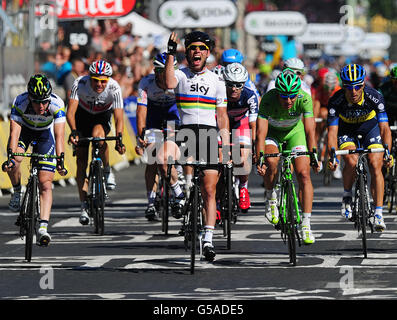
[[260, 145, 317, 266], [3, 148, 66, 262], [216, 162, 239, 250], [384, 125, 397, 214], [76, 135, 122, 235], [144, 127, 182, 234], [329, 138, 388, 258], [176, 160, 208, 274]]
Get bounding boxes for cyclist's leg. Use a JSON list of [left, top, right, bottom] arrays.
[[262, 137, 280, 224], [201, 168, 220, 261]]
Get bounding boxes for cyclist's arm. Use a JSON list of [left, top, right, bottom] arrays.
[[165, 45, 178, 89], [303, 116, 316, 152], [8, 119, 22, 152], [379, 121, 392, 153], [113, 107, 124, 137], [54, 121, 65, 156], [327, 124, 338, 154], [66, 98, 79, 132], [136, 104, 147, 141], [217, 106, 230, 146], [255, 116, 268, 161]]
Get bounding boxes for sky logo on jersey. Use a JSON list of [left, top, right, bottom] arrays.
[[190, 83, 210, 95]]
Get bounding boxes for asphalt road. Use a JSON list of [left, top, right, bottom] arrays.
[[1, 161, 397, 307]]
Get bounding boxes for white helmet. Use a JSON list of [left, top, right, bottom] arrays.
[[89, 60, 113, 77], [324, 71, 338, 88], [223, 62, 249, 83], [284, 57, 305, 74]]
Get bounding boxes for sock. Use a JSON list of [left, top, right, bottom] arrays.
[[302, 212, 311, 226], [239, 181, 248, 189], [147, 190, 156, 205], [185, 174, 192, 187], [343, 189, 353, 198], [39, 220, 48, 231], [203, 225, 214, 243], [171, 182, 183, 198], [13, 184, 21, 194], [266, 189, 277, 200], [375, 206, 383, 217]]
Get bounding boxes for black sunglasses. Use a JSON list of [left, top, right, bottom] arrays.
[[226, 82, 244, 89], [31, 98, 51, 104]]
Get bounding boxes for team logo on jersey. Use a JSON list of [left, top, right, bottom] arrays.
[[190, 83, 210, 95]]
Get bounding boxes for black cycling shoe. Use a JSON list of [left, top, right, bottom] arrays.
[[145, 205, 160, 221], [171, 197, 185, 219], [202, 242, 216, 262]]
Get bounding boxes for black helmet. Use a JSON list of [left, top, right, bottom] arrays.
[[184, 31, 214, 51], [27, 74, 52, 101]]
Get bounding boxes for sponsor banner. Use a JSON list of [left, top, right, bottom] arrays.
[[296, 23, 345, 44], [158, 0, 237, 28], [244, 11, 307, 36], [36, 0, 136, 20]]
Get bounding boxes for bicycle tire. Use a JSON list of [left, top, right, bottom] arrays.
[[25, 176, 38, 262], [92, 161, 105, 235], [225, 165, 232, 250], [286, 180, 297, 266], [190, 183, 199, 274], [162, 167, 171, 235], [358, 172, 368, 258]]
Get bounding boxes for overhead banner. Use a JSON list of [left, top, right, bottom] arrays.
[[37, 0, 136, 20], [158, 0, 238, 29], [244, 11, 307, 36], [295, 23, 345, 44]]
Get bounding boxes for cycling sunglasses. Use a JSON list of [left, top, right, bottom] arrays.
[[91, 76, 109, 83], [226, 82, 244, 89], [30, 98, 51, 104], [279, 93, 297, 100], [187, 44, 209, 51], [343, 84, 364, 91]]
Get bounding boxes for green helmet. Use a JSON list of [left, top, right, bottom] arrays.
[[390, 66, 397, 80], [275, 68, 301, 94], [27, 74, 52, 101]]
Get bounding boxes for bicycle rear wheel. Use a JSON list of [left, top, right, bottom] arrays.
[[25, 176, 38, 262], [162, 167, 171, 235]]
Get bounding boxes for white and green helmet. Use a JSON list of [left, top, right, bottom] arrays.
[[275, 68, 301, 94]]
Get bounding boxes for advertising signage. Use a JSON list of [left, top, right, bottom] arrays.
[[38, 0, 136, 20]]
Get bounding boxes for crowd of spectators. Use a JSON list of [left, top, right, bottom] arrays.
[[34, 16, 395, 116]]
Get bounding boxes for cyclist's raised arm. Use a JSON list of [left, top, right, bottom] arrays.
[[165, 33, 179, 89]]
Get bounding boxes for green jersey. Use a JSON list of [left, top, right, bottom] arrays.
[[258, 88, 314, 131], [258, 88, 314, 150]]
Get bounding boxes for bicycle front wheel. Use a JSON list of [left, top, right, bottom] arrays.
[[286, 180, 298, 266], [190, 183, 199, 274], [25, 176, 39, 262], [92, 162, 105, 235], [225, 165, 233, 250], [358, 173, 369, 258]]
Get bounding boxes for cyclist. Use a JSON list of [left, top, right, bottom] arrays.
[[2, 74, 67, 246], [266, 58, 312, 97], [165, 31, 229, 262], [67, 60, 126, 225], [223, 62, 258, 212], [256, 68, 320, 245], [312, 69, 342, 178], [378, 66, 397, 126], [327, 63, 392, 231], [216, 48, 261, 101], [135, 52, 184, 221]]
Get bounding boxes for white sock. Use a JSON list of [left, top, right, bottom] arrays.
[[203, 225, 214, 243], [302, 212, 311, 226], [147, 190, 156, 205], [266, 189, 277, 200], [171, 182, 183, 198]]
